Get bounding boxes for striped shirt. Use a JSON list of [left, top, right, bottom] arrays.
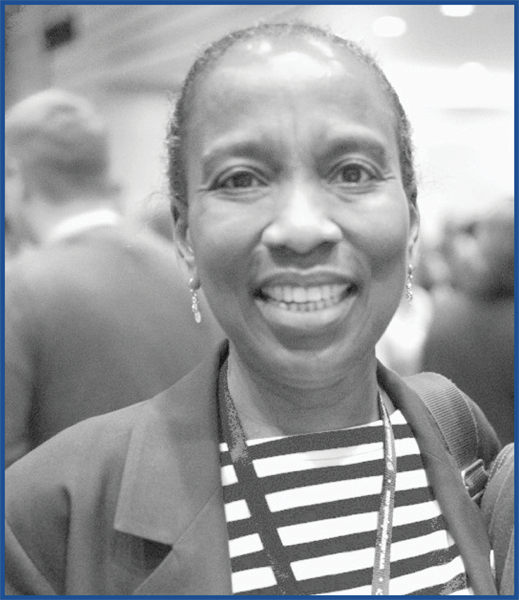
[[219, 409, 473, 595]]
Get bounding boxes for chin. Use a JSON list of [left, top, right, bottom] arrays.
[[257, 343, 359, 387]]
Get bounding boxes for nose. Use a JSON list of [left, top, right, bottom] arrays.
[[261, 182, 342, 254]]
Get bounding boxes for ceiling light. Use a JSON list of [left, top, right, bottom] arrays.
[[459, 61, 486, 75], [440, 5, 475, 17], [372, 16, 407, 38]]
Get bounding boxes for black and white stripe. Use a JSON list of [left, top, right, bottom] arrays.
[[220, 410, 472, 595]]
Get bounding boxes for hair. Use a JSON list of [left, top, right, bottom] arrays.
[[167, 21, 418, 218], [5, 89, 112, 202]]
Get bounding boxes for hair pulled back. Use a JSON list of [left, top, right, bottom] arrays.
[[167, 21, 417, 217]]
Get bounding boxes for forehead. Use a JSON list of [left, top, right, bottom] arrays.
[[191, 35, 394, 123]]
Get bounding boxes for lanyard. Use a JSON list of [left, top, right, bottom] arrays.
[[218, 360, 397, 596], [372, 395, 397, 595]]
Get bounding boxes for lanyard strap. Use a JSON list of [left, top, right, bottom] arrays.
[[372, 397, 397, 595], [218, 361, 300, 594], [218, 359, 397, 596]]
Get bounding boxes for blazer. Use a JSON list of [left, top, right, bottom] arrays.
[[5, 224, 223, 467], [481, 444, 515, 595], [5, 342, 500, 595]]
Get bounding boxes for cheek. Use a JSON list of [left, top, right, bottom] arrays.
[[351, 202, 411, 275], [188, 203, 253, 285]]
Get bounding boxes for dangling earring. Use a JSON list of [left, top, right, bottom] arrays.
[[405, 264, 414, 304], [189, 278, 202, 324]]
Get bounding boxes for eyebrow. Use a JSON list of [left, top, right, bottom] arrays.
[[202, 135, 275, 162], [200, 136, 279, 179], [199, 130, 394, 182], [318, 133, 391, 167]]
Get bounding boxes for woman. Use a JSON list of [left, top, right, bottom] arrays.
[[5, 23, 500, 595]]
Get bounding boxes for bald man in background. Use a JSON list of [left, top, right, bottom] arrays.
[[5, 89, 223, 467]]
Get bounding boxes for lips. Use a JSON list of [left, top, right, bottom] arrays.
[[256, 282, 355, 312]]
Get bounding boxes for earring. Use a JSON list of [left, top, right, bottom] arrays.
[[405, 264, 414, 304], [189, 278, 202, 324]]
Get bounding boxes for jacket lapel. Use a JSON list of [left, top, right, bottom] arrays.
[[106, 348, 497, 595], [378, 363, 498, 595], [132, 489, 231, 595], [113, 342, 233, 595]]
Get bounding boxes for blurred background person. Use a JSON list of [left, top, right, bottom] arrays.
[[422, 198, 514, 444], [376, 257, 434, 377], [4, 88, 223, 467], [136, 191, 176, 244], [4, 222, 25, 263]]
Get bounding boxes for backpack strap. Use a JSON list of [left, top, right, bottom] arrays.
[[405, 372, 488, 502]]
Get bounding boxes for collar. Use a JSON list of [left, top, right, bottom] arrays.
[[113, 342, 228, 545], [46, 209, 121, 244]]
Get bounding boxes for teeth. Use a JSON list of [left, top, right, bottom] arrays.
[[321, 286, 332, 300], [285, 298, 335, 312], [261, 284, 351, 310], [283, 286, 294, 302], [293, 287, 307, 302], [307, 287, 321, 302]]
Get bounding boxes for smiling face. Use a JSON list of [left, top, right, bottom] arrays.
[[176, 35, 418, 388]]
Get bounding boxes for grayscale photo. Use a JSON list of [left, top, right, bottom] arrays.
[[4, 4, 514, 595]]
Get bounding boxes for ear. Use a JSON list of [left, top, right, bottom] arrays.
[[172, 204, 200, 288], [407, 204, 420, 263]]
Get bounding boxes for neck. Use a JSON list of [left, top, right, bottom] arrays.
[[226, 346, 384, 440]]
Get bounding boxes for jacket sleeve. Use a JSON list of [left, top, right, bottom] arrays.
[[5, 411, 137, 596], [5, 521, 58, 595], [5, 432, 75, 596], [481, 444, 514, 595]]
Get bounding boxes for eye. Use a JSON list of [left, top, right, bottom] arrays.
[[217, 170, 266, 190], [331, 163, 377, 185]]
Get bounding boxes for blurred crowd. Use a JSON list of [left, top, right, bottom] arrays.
[[4, 90, 223, 467], [378, 198, 514, 443]]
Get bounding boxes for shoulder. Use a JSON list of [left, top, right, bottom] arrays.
[[5, 389, 175, 565], [6, 246, 53, 287], [5, 347, 223, 526], [4, 398, 147, 590], [5, 248, 63, 329], [481, 444, 514, 521], [4, 346, 225, 595], [4, 395, 162, 595], [5, 396, 156, 496], [108, 226, 178, 262], [5, 231, 178, 311], [379, 363, 500, 468], [5, 344, 225, 497], [480, 444, 514, 595], [5, 243, 89, 307]]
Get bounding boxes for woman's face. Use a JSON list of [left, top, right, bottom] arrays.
[[178, 36, 418, 386]]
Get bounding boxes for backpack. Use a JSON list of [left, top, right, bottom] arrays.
[[405, 371, 490, 503]]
